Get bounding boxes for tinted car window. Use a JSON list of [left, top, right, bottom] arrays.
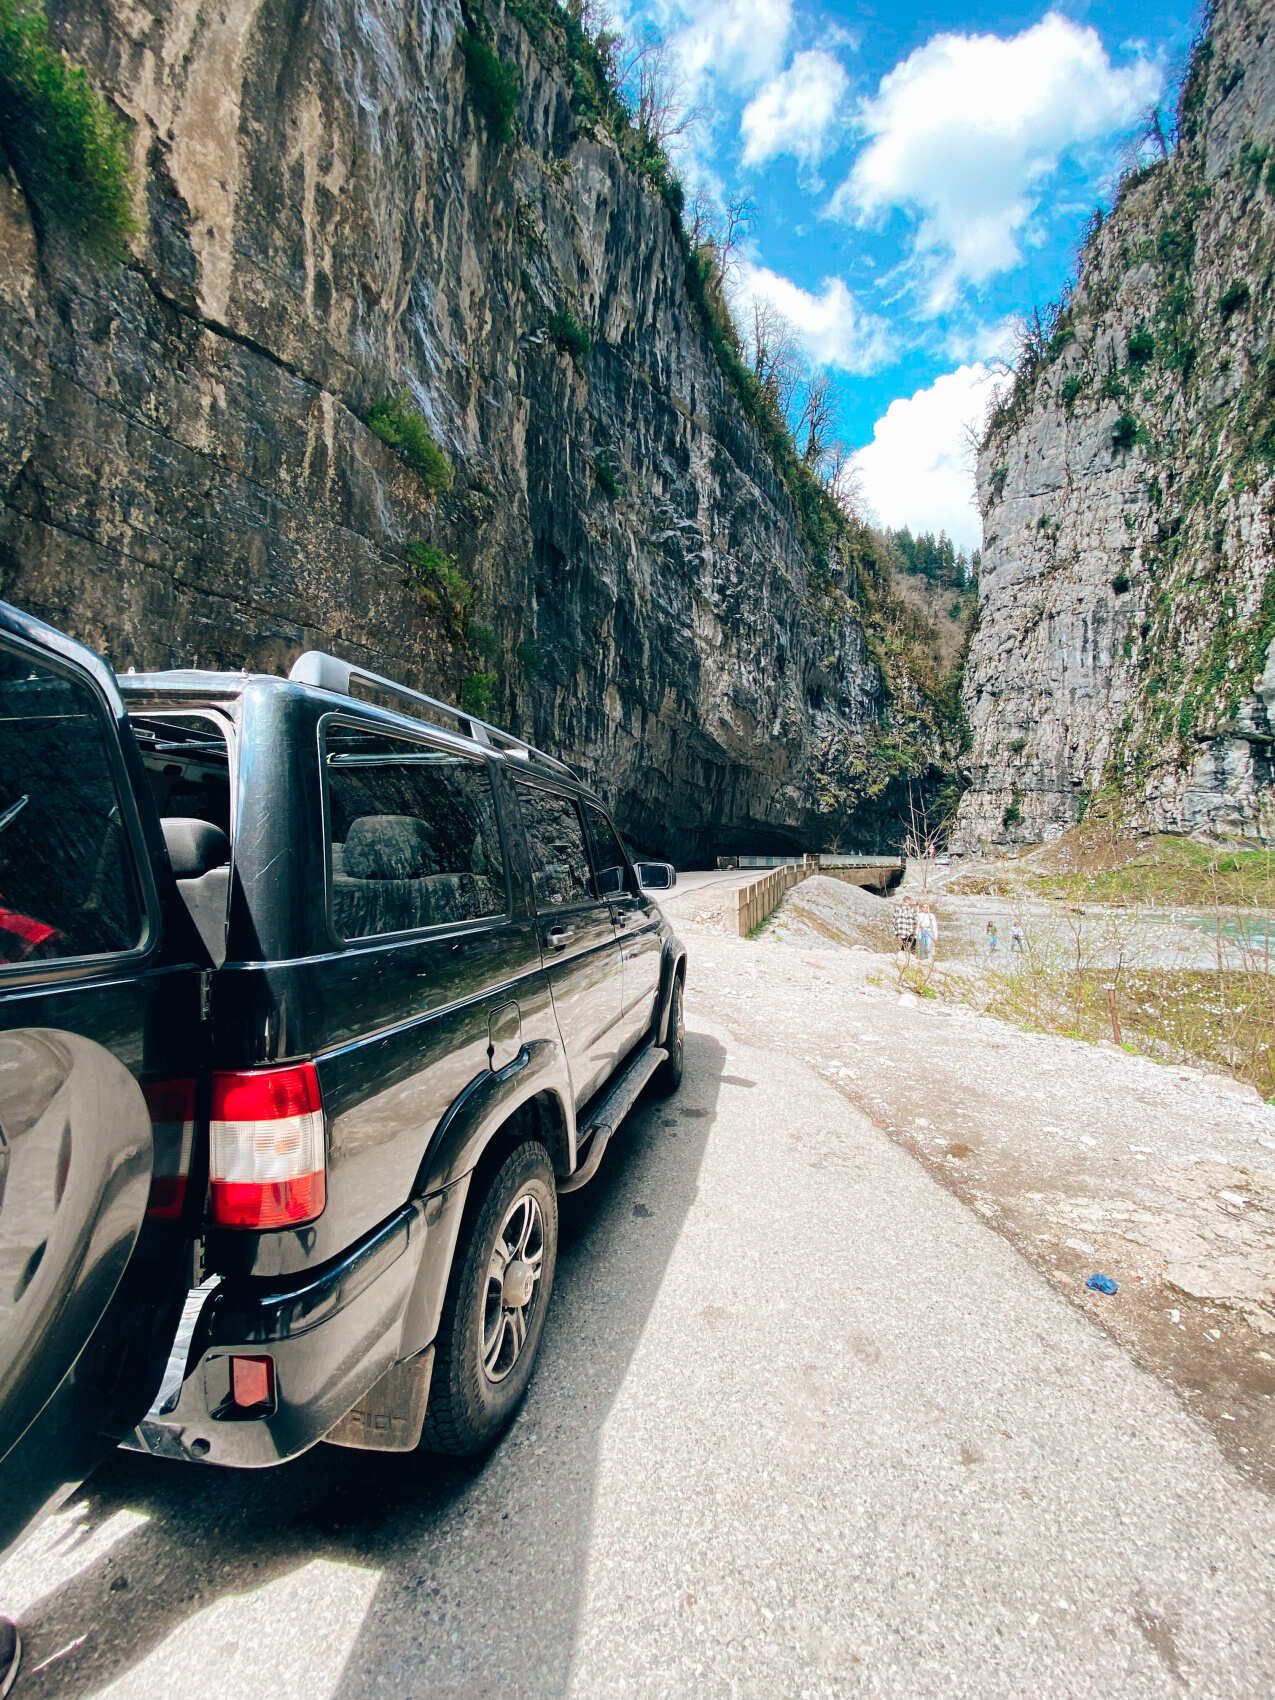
[[131, 714, 232, 836], [583, 803, 633, 899], [0, 643, 144, 964], [517, 786, 592, 910], [325, 725, 506, 939]]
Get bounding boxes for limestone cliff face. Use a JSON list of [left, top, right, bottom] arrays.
[[956, 0, 1275, 847], [0, 0, 894, 858]]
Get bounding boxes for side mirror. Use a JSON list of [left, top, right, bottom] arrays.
[[636, 861, 676, 891]]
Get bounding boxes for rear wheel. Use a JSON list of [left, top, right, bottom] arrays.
[[652, 975, 685, 1095], [420, 1141, 558, 1457]]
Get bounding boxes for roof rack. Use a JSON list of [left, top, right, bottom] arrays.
[[288, 650, 578, 782]]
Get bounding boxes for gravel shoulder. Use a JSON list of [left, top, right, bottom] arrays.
[[678, 878, 1275, 1488]]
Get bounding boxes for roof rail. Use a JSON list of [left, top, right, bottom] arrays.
[[288, 650, 578, 781]]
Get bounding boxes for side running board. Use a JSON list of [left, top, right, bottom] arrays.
[[558, 1044, 667, 1194]]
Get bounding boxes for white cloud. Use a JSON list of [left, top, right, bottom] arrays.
[[641, 0, 794, 94], [734, 260, 893, 373], [741, 49, 850, 166], [940, 315, 1018, 365], [831, 11, 1159, 310], [852, 364, 1005, 551]]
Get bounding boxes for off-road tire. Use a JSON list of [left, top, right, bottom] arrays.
[[420, 1141, 557, 1457], [652, 975, 685, 1096]]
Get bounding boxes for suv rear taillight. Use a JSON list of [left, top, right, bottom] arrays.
[[209, 1062, 326, 1229]]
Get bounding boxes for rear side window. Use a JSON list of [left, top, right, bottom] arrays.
[[517, 785, 592, 910], [582, 803, 634, 899], [0, 642, 144, 964], [325, 723, 506, 939], [131, 713, 232, 836]]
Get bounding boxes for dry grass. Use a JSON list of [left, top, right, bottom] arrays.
[[944, 872, 1019, 897], [1020, 828, 1275, 908], [978, 962, 1275, 1097]]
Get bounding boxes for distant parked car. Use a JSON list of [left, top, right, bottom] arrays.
[[1, 600, 686, 1549]]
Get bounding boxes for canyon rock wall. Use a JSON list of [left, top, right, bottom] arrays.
[[0, 0, 898, 859], [957, 0, 1275, 847]]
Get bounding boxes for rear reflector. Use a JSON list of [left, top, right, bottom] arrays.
[[143, 1077, 196, 1219], [229, 1354, 275, 1413], [209, 1062, 326, 1229]]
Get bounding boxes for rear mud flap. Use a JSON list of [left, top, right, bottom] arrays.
[[324, 1347, 435, 1453]]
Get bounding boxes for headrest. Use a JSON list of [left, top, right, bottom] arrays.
[[343, 814, 435, 880], [161, 817, 231, 879]]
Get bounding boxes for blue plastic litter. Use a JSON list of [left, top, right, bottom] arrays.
[[1085, 1273, 1119, 1295]]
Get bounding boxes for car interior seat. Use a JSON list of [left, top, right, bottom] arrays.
[[160, 817, 231, 963]]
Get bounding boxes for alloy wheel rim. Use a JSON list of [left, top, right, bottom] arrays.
[[481, 1191, 545, 1383]]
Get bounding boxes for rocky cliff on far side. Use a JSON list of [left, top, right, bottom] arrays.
[[956, 0, 1275, 848], [0, 0, 943, 858]]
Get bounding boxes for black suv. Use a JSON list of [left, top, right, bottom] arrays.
[[0, 601, 685, 1529]]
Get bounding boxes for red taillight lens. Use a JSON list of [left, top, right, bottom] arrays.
[[143, 1077, 197, 1219], [209, 1062, 326, 1230]]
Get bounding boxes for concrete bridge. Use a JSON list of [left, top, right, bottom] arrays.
[[716, 854, 905, 895]]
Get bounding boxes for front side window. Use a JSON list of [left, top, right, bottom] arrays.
[[516, 785, 592, 910], [325, 724, 506, 939], [583, 803, 633, 899], [0, 642, 144, 965]]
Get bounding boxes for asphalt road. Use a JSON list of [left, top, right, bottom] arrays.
[[3, 998, 1274, 1698]]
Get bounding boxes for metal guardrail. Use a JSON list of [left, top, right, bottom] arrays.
[[730, 866, 809, 936]]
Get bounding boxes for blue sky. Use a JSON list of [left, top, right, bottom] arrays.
[[622, 1, 1203, 546]]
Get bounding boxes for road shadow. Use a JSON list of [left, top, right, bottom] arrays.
[[8, 1033, 723, 1697]]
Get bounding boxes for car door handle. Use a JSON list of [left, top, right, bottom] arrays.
[[609, 906, 633, 926], [546, 925, 574, 951]]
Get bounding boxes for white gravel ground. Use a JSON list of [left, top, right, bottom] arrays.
[[671, 877, 1275, 1486]]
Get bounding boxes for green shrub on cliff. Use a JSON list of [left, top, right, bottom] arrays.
[[548, 307, 591, 364], [460, 31, 520, 146], [366, 393, 454, 493], [406, 542, 472, 633], [1111, 411, 1139, 452], [468, 621, 500, 665], [461, 672, 499, 718], [594, 447, 621, 497], [0, 0, 136, 260], [1126, 325, 1155, 365]]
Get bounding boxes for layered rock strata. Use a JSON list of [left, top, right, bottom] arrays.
[[957, 0, 1275, 845], [0, 0, 895, 858]]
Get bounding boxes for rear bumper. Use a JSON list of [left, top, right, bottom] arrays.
[[126, 1202, 429, 1468]]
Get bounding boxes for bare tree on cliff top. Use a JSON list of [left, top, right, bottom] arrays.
[[748, 297, 801, 418], [624, 37, 702, 149], [798, 373, 837, 467]]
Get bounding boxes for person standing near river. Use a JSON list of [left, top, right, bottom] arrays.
[[916, 902, 938, 962], [893, 895, 918, 958]]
